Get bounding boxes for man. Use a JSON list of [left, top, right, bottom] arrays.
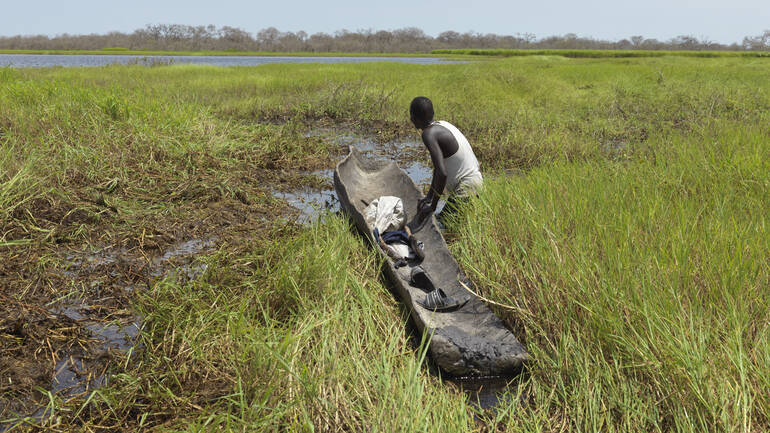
[[410, 96, 483, 223]]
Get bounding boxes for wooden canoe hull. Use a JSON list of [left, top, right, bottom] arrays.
[[334, 147, 528, 376]]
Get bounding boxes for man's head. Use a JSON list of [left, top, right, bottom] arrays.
[[410, 96, 434, 129]]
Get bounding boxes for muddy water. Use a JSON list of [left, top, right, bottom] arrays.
[[449, 376, 519, 411], [55, 237, 216, 391], [274, 130, 436, 224]]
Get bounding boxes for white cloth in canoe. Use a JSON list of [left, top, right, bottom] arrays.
[[364, 196, 412, 258]]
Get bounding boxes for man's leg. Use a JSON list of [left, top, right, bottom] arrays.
[[437, 177, 481, 225]]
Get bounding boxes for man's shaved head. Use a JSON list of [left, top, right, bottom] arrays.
[[410, 96, 434, 128]]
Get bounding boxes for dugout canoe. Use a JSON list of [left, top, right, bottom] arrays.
[[334, 147, 528, 376]]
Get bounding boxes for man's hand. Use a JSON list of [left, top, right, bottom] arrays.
[[416, 196, 434, 222], [418, 196, 433, 213]]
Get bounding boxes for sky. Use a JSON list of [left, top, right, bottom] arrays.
[[1, 0, 768, 44]]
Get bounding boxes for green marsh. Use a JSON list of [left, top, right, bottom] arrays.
[[0, 55, 768, 431]]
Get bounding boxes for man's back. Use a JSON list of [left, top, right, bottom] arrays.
[[429, 121, 482, 196]]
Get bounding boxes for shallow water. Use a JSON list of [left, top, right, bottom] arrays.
[[48, 302, 139, 395], [51, 238, 214, 398], [0, 54, 463, 68], [149, 238, 215, 280], [450, 376, 518, 411], [275, 130, 435, 224], [272, 187, 340, 225]]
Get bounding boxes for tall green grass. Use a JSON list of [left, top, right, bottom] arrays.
[[451, 122, 769, 431], [0, 65, 334, 244]]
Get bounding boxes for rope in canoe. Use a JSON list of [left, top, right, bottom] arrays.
[[458, 280, 520, 311]]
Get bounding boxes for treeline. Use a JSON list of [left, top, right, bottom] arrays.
[[1, 24, 769, 52]]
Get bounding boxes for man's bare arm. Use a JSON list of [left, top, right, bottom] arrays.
[[422, 129, 447, 211]]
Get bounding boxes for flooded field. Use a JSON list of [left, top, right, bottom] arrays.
[[2, 128, 452, 429], [3, 56, 766, 431]]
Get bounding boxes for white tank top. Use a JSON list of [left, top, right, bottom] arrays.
[[433, 121, 483, 195]]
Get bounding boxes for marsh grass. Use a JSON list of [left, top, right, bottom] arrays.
[[2, 55, 769, 431], [450, 123, 769, 431], [0, 65, 336, 245], [20, 218, 473, 431]]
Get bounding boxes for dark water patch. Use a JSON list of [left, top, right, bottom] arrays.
[[63, 237, 216, 282], [149, 238, 215, 281], [49, 300, 140, 396], [449, 376, 517, 411], [275, 130, 433, 224], [1, 305, 141, 432], [271, 187, 340, 225], [310, 129, 426, 167], [0, 54, 464, 68]]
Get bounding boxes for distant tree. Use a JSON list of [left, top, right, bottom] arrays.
[[670, 35, 701, 50], [437, 30, 461, 47], [0, 24, 765, 53], [257, 27, 281, 51], [308, 32, 334, 52], [742, 30, 770, 50], [219, 26, 253, 50]]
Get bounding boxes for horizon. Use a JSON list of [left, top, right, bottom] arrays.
[[2, 0, 769, 45]]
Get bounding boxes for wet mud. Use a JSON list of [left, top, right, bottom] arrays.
[[1, 237, 215, 430]]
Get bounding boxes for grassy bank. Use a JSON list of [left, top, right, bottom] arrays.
[[433, 48, 770, 58], [1, 55, 768, 431]]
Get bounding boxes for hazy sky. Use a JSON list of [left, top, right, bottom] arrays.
[[2, 0, 768, 44]]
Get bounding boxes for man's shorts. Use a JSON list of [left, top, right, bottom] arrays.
[[453, 173, 483, 198]]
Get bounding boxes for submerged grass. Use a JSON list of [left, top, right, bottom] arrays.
[[1, 55, 769, 430]]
